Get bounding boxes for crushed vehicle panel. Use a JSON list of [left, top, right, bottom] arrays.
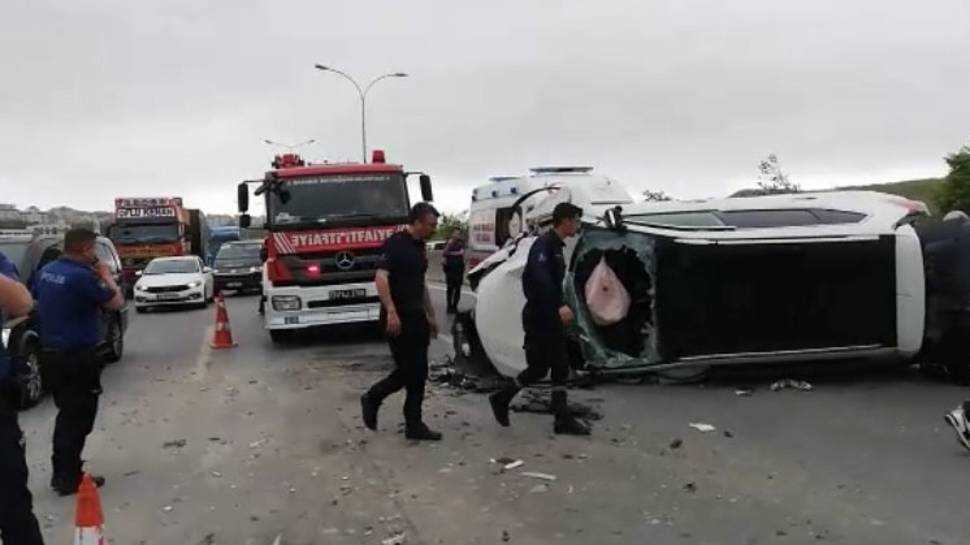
[[464, 188, 932, 378]]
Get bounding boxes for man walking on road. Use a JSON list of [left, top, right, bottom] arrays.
[[442, 230, 465, 314], [0, 257, 45, 544], [361, 202, 443, 441], [488, 202, 591, 435], [33, 228, 124, 495]]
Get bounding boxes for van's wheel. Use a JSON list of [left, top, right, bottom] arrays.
[[269, 330, 291, 344], [15, 342, 44, 410], [103, 316, 124, 363]]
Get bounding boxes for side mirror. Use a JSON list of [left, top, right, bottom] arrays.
[[279, 188, 292, 205], [237, 183, 250, 213], [239, 214, 252, 229], [135, 270, 143, 277], [420, 174, 433, 202]]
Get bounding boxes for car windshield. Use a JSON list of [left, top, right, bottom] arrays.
[[111, 223, 179, 244], [268, 174, 409, 226], [215, 245, 261, 264], [144, 259, 198, 274]]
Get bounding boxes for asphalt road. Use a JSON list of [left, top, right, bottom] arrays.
[[14, 286, 970, 545]]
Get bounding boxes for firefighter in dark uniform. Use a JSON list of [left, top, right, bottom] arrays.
[[33, 228, 123, 495], [361, 203, 443, 441], [489, 202, 590, 435], [0, 257, 45, 544]]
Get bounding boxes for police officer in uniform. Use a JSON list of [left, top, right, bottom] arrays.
[[361, 203, 443, 441], [488, 202, 590, 435], [33, 228, 123, 495], [0, 258, 45, 544]]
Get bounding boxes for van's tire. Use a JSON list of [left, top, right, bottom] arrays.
[[15, 341, 44, 410], [269, 329, 291, 344], [103, 316, 124, 363]]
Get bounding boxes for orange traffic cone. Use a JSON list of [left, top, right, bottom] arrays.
[[211, 292, 237, 349], [74, 473, 105, 545]]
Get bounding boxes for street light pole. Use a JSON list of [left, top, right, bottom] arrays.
[[314, 64, 408, 163]]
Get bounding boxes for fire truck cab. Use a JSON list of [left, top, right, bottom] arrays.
[[238, 151, 432, 342]]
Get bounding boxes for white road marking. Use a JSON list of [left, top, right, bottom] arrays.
[[195, 325, 215, 380]]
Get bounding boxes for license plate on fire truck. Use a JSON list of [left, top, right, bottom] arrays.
[[330, 288, 366, 301]]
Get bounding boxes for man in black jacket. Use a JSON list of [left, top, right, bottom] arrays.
[[361, 203, 443, 440]]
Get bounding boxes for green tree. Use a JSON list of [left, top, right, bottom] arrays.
[[936, 145, 970, 214], [642, 189, 672, 202], [756, 153, 800, 194], [435, 213, 467, 240]]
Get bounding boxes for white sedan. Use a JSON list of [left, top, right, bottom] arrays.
[[133, 256, 214, 312]]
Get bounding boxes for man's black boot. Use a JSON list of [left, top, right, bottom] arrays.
[[405, 422, 442, 441], [52, 472, 105, 496], [551, 390, 590, 436], [489, 385, 519, 427], [361, 393, 380, 431]]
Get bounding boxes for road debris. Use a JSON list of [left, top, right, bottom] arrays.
[[683, 482, 697, 493], [530, 484, 550, 493], [504, 460, 524, 470], [770, 379, 813, 392], [162, 439, 187, 449], [689, 422, 716, 433], [511, 389, 603, 421], [669, 438, 683, 449], [381, 533, 406, 545], [724, 430, 734, 438], [521, 471, 557, 481], [502, 530, 511, 542], [734, 389, 753, 397]]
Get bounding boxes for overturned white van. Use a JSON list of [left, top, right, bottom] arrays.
[[459, 190, 930, 378]]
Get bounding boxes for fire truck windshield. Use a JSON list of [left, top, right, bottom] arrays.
[[112, 223, 180, 244], [268, 174, 408, 227]]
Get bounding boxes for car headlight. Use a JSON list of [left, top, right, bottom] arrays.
[[188, 281, 202, 288], [271, 295, 301, 311], [249, 266, 261, 273]]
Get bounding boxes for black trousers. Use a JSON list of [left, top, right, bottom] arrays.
[[445, 269, 464, 310], [0, 403, 44, 545], [42, 349, 101, 488], [366, 313, 430, 427], [517, 308, 572, 417]]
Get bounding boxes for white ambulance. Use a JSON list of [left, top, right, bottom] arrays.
[[466, 167, 634, 268]]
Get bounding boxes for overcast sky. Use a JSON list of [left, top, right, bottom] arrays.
[[1, 0, 968, 215]]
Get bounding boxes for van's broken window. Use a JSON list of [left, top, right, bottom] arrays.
[[563, 228, 662, 371]]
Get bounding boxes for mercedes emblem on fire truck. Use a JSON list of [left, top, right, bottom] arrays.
[[335, 251, 355, 271]]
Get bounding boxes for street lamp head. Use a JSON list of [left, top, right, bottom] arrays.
[[314, 64, 330, 71], [393, 72, 408, 77]]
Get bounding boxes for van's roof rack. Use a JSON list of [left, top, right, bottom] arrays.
[[529, 166, 594, 174], [488, 175, 519, 182]]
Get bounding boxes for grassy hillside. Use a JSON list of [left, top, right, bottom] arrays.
[[837, 178, 944, 215]]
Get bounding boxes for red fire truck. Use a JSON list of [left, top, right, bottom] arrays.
[[238, 150, 432, 342]]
